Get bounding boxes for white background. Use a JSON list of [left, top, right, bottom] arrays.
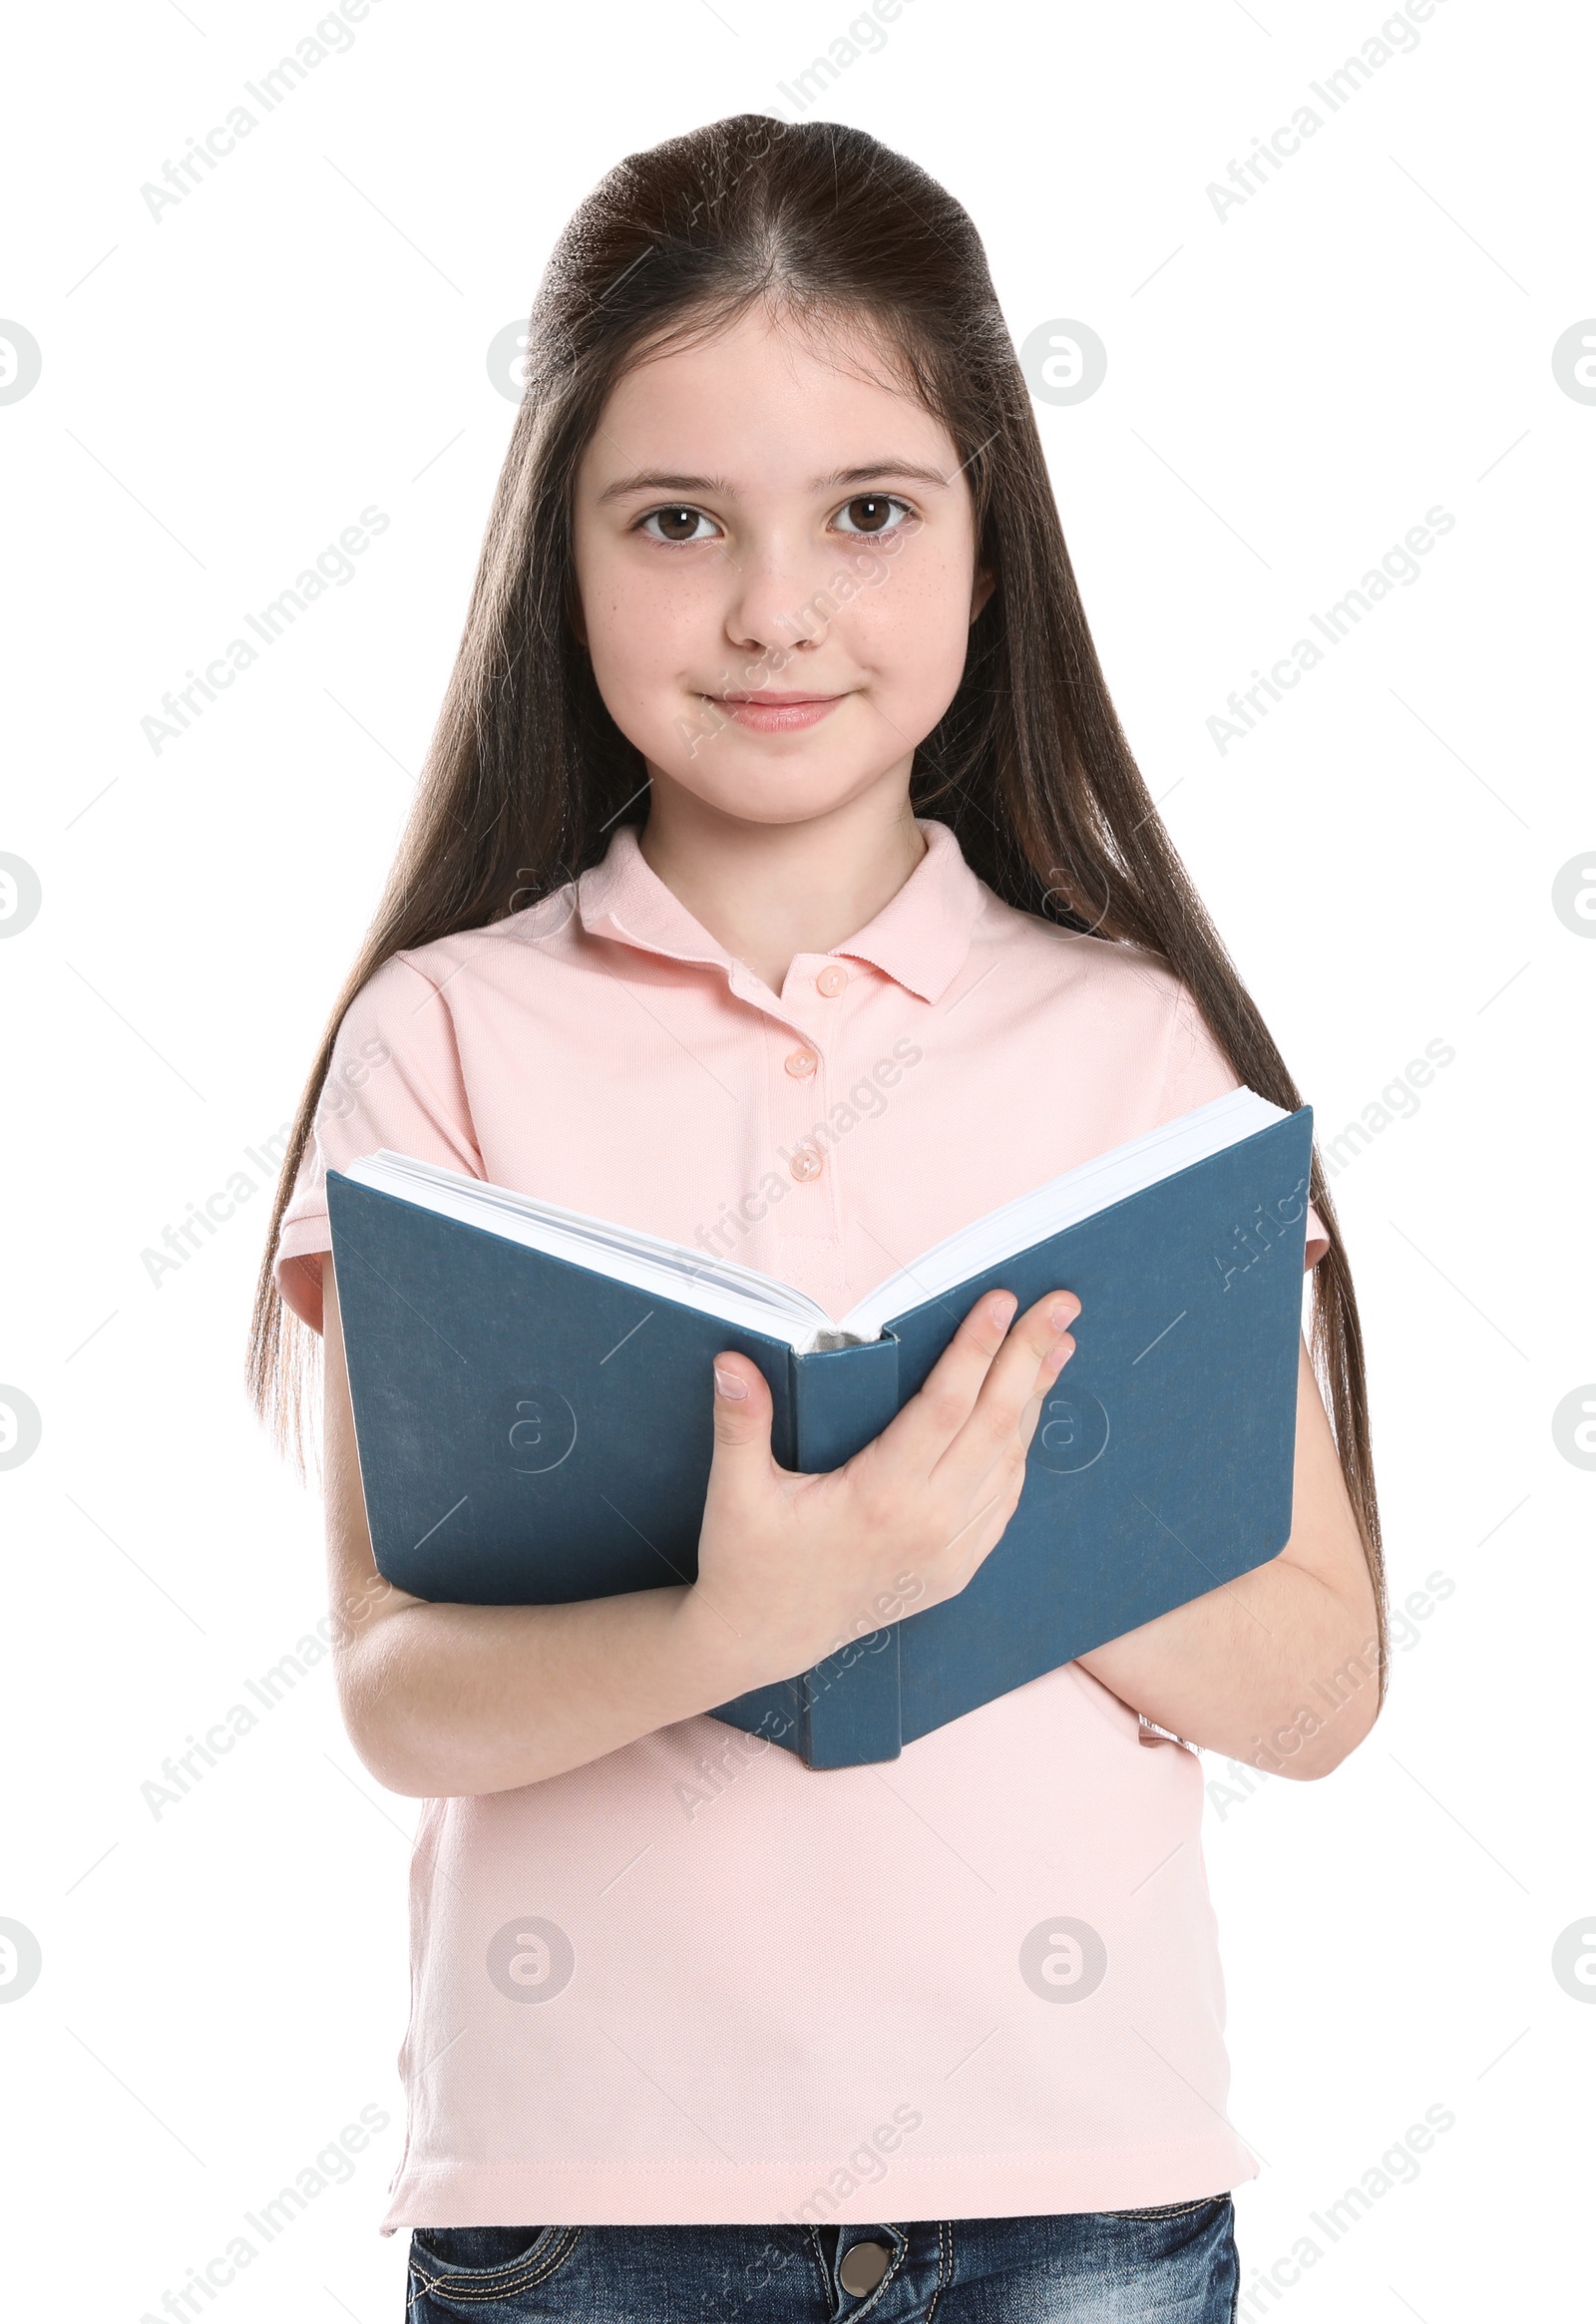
[[2, 1, 1592, 2316]]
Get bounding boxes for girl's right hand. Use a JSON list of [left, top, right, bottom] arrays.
[[686, 1289, 1080, 1695]]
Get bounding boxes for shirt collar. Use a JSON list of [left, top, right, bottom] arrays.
[[576, 818, 986, 1003]]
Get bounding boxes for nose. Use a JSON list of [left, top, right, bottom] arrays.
[[720, 529, 839, 667]]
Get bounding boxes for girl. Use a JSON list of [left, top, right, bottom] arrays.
[[251, 116, 1384, 2324]]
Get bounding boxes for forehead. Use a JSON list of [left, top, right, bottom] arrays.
[[578, 306, 959, 492]]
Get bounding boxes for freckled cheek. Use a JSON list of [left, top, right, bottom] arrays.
[[854, 565, 982, 715], [589, 580, 709, 705]]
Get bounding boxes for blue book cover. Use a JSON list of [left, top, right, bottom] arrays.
[[325, 1098, 1315, 1769]]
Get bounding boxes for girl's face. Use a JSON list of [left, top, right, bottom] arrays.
[[571, 306, 993, 831]]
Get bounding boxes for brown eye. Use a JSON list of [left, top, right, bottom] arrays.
[[834, 494, 913, 538], [642, 507, 709, 543]]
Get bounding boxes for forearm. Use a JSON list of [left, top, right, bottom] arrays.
[[1077, 1552, 1381, 1778], [340, 1580, 761, 1796], [1077, 1337, 1383, 1779]]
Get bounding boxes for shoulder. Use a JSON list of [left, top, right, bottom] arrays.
[[965, 886, 1239, 1103], [970, 885, 1200, 1027], [378, 898, 578, 995], [335, 891, 580, 1042]]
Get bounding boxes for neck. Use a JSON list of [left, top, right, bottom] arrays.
[[636, 773, 927, 992]]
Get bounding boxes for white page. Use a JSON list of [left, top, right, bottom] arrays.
[[836, 1086, 1286, 1339], [343, 1085, 1287, 1355], [343, 1152, 839, 1346]]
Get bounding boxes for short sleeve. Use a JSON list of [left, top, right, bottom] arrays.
[[1165, 982, 1329, 1273], [273, 950, 485, 1334]]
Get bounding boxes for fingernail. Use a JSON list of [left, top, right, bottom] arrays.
[[1048, 1297, 1079, 1330], [992, 1291, 1018, 1328], [1043, 1335, 1074, 1374], [714, 1364, 749, 1400]]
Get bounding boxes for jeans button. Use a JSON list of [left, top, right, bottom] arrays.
[[838, 2239, 891, 2295]]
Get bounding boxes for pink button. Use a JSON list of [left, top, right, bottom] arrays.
[[815, 965, 848, 998], [784, 1049, 818, 1079], [789, 1147, 824, 1182]]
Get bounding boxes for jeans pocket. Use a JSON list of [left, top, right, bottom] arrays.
[[408, 2225, 583, 2314]]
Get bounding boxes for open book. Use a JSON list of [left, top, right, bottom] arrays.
[[327, 1088, 1315, 1767], [344, 1085, 1288, 1354]]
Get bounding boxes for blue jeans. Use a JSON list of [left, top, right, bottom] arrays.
[[406, 2199, 1238, 2320]]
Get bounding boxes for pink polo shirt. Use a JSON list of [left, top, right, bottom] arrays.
[[275, 818, 1327, 2232]]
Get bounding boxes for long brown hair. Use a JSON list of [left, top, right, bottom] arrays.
[[247, 113, 1385, 1678]]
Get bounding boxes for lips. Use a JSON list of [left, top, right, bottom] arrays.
[[708, 689, 848, 732], [717, 690, 842, 704]]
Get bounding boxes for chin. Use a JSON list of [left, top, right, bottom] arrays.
[[651, 747, 889, 829], [690, 779, 871, 828]]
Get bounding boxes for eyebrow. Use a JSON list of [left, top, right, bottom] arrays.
[[595, 460, 953, 506]]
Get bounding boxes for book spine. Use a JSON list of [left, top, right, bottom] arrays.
[[793, 1337, 904, 1767], [789, 1345, 815, 1767], [770, 1340, 800, 1474]]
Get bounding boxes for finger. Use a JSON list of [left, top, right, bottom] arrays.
[[1013, 1360, 1059, 1454], [884, 1288, 1024, 1464], [707, 1351, 775, 1467], [932, 1291, 1080, 1495]]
